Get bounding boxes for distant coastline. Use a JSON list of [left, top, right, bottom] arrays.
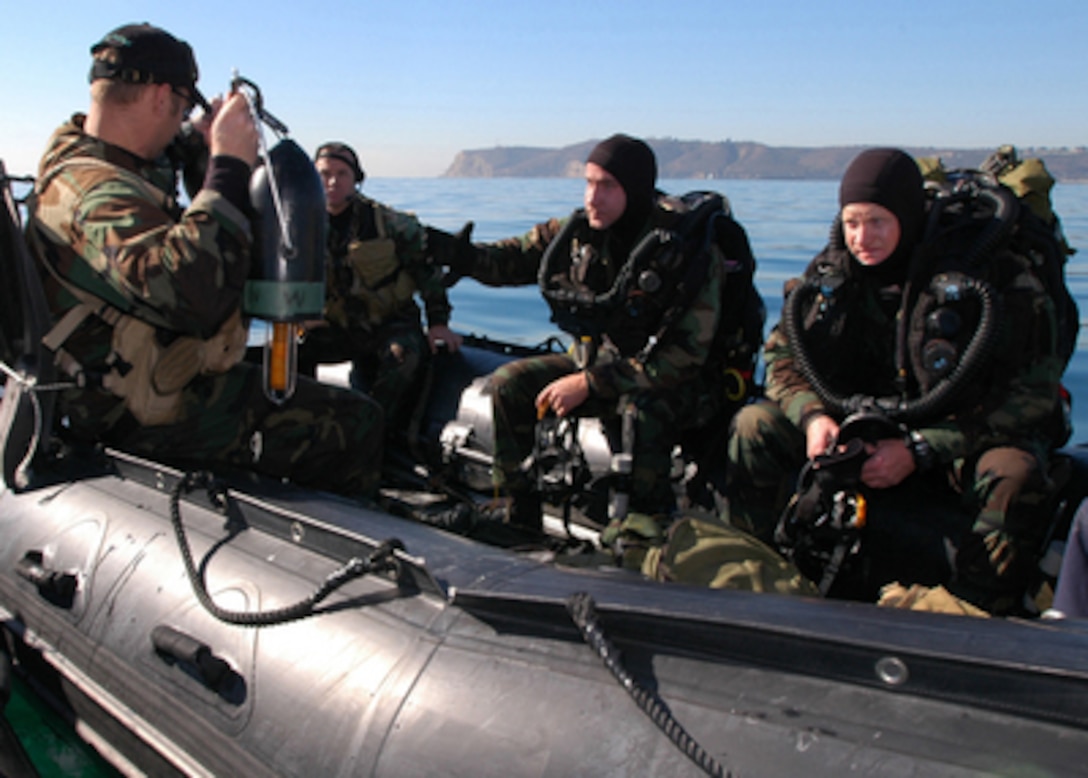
[[442, 139, 1088, 182]]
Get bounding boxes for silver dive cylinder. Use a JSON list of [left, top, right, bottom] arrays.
[[607, 399, 637, 522], [436, 374, 615, 499]]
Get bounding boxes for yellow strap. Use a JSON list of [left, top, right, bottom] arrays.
[[722, 367, 747, 402]]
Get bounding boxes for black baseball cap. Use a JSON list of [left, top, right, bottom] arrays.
[[315, 142, 365, 184], [89, 23, 209, 112]]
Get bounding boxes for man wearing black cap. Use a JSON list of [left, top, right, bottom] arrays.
[[25, 23, 384, 496], [299, 141, 462, 433], [728, 147, 1066, 614], [433, 134, 757, 539]]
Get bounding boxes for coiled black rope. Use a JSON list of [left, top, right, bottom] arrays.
[[566, 592, 729, 778], [170, 471, 404, 626]]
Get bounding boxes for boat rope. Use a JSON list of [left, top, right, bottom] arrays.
[[231, 73, 294, 257], [0, 360, 74, 393], [566, 592, 730, 778], [0, 359, 75, 488], [169, 470, 404, 626]]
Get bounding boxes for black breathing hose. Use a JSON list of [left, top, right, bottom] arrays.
[[538, 215, 673, 324], [960, 183, 1019, 268], [782, 271, 1002, 423]]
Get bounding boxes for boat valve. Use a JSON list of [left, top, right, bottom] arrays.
[[17, 550, 77, 609]]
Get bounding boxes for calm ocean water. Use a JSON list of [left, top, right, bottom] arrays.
[[6, 177, 1088, 775]]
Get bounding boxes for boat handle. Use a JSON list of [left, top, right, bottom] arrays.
[[151, 624, 232, 689], [16, 550, 77, 609]]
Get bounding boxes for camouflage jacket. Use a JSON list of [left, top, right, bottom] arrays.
[[324, 193, 451, 330], [467, 204, 723, 400], [28, 115, 252, 369], [765, 236, 1065, 464]]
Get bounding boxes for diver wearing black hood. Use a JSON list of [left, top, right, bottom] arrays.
[[837, 146, 926, 283], [782, 147, 928, 405], [584, 133, 658, 255], [728, 146, 1066, 615], [428, 133, 753, 537]]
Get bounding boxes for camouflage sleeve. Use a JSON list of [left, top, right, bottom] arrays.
[[467, 217, 567, 287], [41, 167, 251, 338], [417, 266, 452, 328], [763, 278, 826, 428], [383, 204, 452, 327], [586, 257, 723, 398], [916, 272, 1065, 462]]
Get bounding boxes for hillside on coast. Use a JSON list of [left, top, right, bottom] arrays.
[[442, 139, 1088, 181]]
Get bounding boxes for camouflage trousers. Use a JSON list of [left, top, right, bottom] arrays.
[[63, 360, 384, 497], [726, 401, 807, 543], [728, 399, 1052, 609], [489, 352, 711, 515], [298, 320, 426, 431]]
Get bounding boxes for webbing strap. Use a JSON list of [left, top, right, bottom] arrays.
[[36, 250, 128, 382], [41, 300, 95, 353]]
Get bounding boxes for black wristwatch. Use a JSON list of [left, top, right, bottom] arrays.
[[906, 430, 936, 472]]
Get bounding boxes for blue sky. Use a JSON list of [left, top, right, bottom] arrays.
[[2, 0, 1085, 177]]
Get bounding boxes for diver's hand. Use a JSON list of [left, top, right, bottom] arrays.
[[805, 414, 839, 459], [427, 324, 463, 354], [859, 437, 915, 489], [207, 92, 259, 167], [426, 222, 476, 275], [957, 522, 1020, 583], [536, 372, 589, 418]]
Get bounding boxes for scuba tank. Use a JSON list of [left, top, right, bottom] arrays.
[[237, 77, 327, 404]]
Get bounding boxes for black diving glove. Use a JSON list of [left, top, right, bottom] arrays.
[[952, 520, 1035, 614], [426, 222, 477, 282], [957, 524, 1019, 580], [164, 122, 209, 201]]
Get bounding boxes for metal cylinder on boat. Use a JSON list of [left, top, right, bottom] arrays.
[[245, 138, 327, 403]]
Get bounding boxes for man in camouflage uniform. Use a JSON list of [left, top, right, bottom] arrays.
[[728, 148, 1066, 613], [27, 23, 383, 496], [300, 142, 461, 432], [433, 134, 727, 532]]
